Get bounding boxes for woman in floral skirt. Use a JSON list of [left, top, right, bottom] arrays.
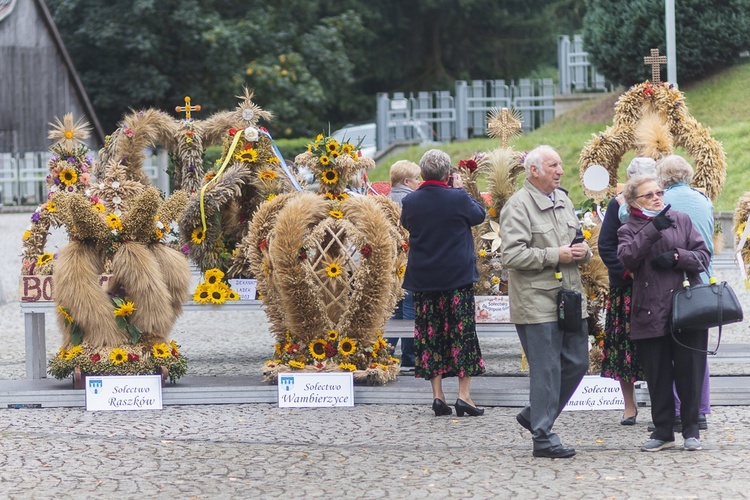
[[400, 149, 486, 417]]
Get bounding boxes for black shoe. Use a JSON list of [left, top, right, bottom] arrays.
[[516, 413, 531, 432], [698, 413, 708, 430], [455, 398, 484, 417], [432, 398, 452, 416], [533, 444, 576, 458], [620, 409, 638, 426]]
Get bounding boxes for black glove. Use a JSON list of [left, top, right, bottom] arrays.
[[652, 250, 678, 269], [652, 205, 674, 231]]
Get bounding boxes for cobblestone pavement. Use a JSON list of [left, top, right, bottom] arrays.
[[3, 211, 750, 497]]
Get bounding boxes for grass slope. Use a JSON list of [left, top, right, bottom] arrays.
[[370, 61, 750, 211]]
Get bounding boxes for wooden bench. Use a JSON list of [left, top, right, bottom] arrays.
[[19, 302, 515, 379]]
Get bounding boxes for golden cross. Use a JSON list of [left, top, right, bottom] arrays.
[[643, 48, 667, 84], [175, 96, 201, 120], [487, 107, 522, 147]]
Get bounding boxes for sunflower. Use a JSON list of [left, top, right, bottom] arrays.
[[57, 305, 73, 324], [234, 148, 258, 163], [325, 262, 342, 278], [191, 228, 206, 244], [113, 301, 136, 317], [330, 151, 340, 159], [321, 169, 338, 184], [193, 283, 210, 303], [258, 170, 277, 181], [324, 192, 335, 200], [338, 337, 357, 356], [227, 289, 240, 301], [397, 265, 406, 278], [337, 192, 349, 201], [315, 133, 324, 144], [289, 360, 306, 369], [37, 252, 54, 266], [341, 143, 354, 154], [46, 201, 57, 213], [92, 202, 105, 212], [109, 348, 128, 365], [268, 156, 280, 164], [327, 329, 339, 341], [309, 339, 328, 360], [152, 343, 172, 358], [204, 268, 225, 285], [329, 210, 344, 219], [583, 229, 592, 240], [57, 347, 66, 359], [319, 155, 331, 166], [106, 213, 123, 231], [339, 362, 357, 372], [64, 345, 82, 360], [208, 284, 229, 304], [326, 139, 339, 153], [59, 168, 78, 186]]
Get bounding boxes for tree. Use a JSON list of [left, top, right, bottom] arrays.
[[583, 0, 750, 85]]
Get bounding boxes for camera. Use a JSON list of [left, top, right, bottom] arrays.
[[447, 168, 457, 187]]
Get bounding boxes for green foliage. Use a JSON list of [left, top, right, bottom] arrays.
[[583, 0, 750, 85]]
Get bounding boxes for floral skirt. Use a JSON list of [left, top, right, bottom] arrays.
[[601, 284, 644, 382], [413, 285, 485, 380]]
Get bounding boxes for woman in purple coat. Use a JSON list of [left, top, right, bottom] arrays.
[[617, 174, 710, 453]]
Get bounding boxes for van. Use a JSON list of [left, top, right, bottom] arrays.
[[331, 123, 377, 158]]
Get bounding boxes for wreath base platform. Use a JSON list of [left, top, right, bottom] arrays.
[[72, 365, 169, 390], [263, 364, 399, 386]]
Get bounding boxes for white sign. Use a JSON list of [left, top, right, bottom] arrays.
[[85, 375, 163, 411], [277, 372, 354, 408], [475, 295, 510, 323], [390, 99, 408, 110], [228, 278, 257, 301], [563, 375, 624, 412]]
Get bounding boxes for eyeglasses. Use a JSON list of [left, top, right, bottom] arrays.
[[636, 190, 665, 200]]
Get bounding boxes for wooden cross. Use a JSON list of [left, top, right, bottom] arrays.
[[175, 96, 201, 120], [643, 48, 667, 84]]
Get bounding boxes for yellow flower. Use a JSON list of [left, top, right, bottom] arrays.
[[37, 252, 54, 266], [329, 210, 344, 219], [478, 249, 487, 258], [268, 156, 280, 164], [92, 202, 105, 212], [737, 221, 747, 239], [321, 169, 338, 184], [152, 343, 172, 358], [57, 347, 66, 359], [46, 201, 57, 213], [191, 227, 206, 244], [155, 229, 164, 240], [324, 192, 335, 200], [113, 301, 136, 317], [266, 194, 277, 202], [289, 360, 306, 369], [227, 289, 240, 301], [338, 337, 357, 356], [397, 265, 406, 278], [341, 143, 354, 154], [327, 329, 339, 341], [234, 148, 258, 163], [326, 139, 339, 153], [204, 268, 225, 285], [339, 362, 356, 372], [337, 192, 348, 201], [315, 133, 324, 144], [57, 305, 73, 324], [193, 283, 210, 303], [22, 230, 31, 240], [258, 170, 277, 181], [319, 155, 331, 166], [491, 276, 500, 285], [207, 284, 229, 304], [326, 262, 342, 278], [106, 213, 123, 231], [583, 229, 592, 240], [309, 339, 328, 360], [64, 345, 82, 360], [59, 168, 78, 186], [109, 348, 128, 365], [170, 340, 180, 355], [488, 207, 497, 218]]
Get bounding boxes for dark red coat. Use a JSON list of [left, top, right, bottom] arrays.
[[617, 209, 710, 340]]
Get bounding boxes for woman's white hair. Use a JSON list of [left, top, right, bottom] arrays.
[[626, 157, 657, 178], [419, 149, 451, 181]]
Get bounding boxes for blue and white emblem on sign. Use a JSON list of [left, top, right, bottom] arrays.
[[280, 375, 294, 391], [88, 379, 103, 394]]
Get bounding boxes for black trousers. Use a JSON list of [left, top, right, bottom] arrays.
[[636, 330, 707, 441]]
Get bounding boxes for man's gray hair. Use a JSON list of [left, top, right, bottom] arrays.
[[626, 157, 657, 178], [656, 154, 694, 187], [419, 149, 452, 181], [524, 145, 557, 176]]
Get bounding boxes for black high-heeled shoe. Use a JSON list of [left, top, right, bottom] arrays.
[[432, 398, 452, 416], [620, 409, 638, 426], [455, 398, 484, 417]]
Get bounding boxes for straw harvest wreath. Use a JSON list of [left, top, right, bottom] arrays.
[[241, 133, 407, 385]]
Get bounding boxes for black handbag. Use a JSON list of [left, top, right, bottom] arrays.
[[671, 256, 743, 354], [557, 288, 582, 332]]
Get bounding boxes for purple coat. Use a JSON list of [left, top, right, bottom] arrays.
[[617, 209, 710, 340]]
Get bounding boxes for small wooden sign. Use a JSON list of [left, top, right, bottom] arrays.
[[19, 274, 112, 302]]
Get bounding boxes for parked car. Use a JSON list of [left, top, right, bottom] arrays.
[[331, 123, 377, 158]]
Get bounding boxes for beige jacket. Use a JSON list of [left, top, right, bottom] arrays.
[[499, 180, 590, 324]]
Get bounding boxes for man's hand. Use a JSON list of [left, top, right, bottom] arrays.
[[559, 243, 587, 264]]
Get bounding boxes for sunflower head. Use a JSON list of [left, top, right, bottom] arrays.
[[309, 339, 328, 360], [109, 348, 128, 365], [325, 262, 342, 278], [321, 169, 338, 185], [152, 343, 172, 358], [37, 252, 54, 266], [204, 268, 225, 285], [191, 227, 206, 244], [338, 337, 357, 356]]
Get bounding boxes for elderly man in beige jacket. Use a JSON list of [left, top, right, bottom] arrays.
[[499, 145, 591, 459]]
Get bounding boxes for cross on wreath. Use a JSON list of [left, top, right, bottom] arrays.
[[643, 48, 668, 84], [175, 96, 201, 120]]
